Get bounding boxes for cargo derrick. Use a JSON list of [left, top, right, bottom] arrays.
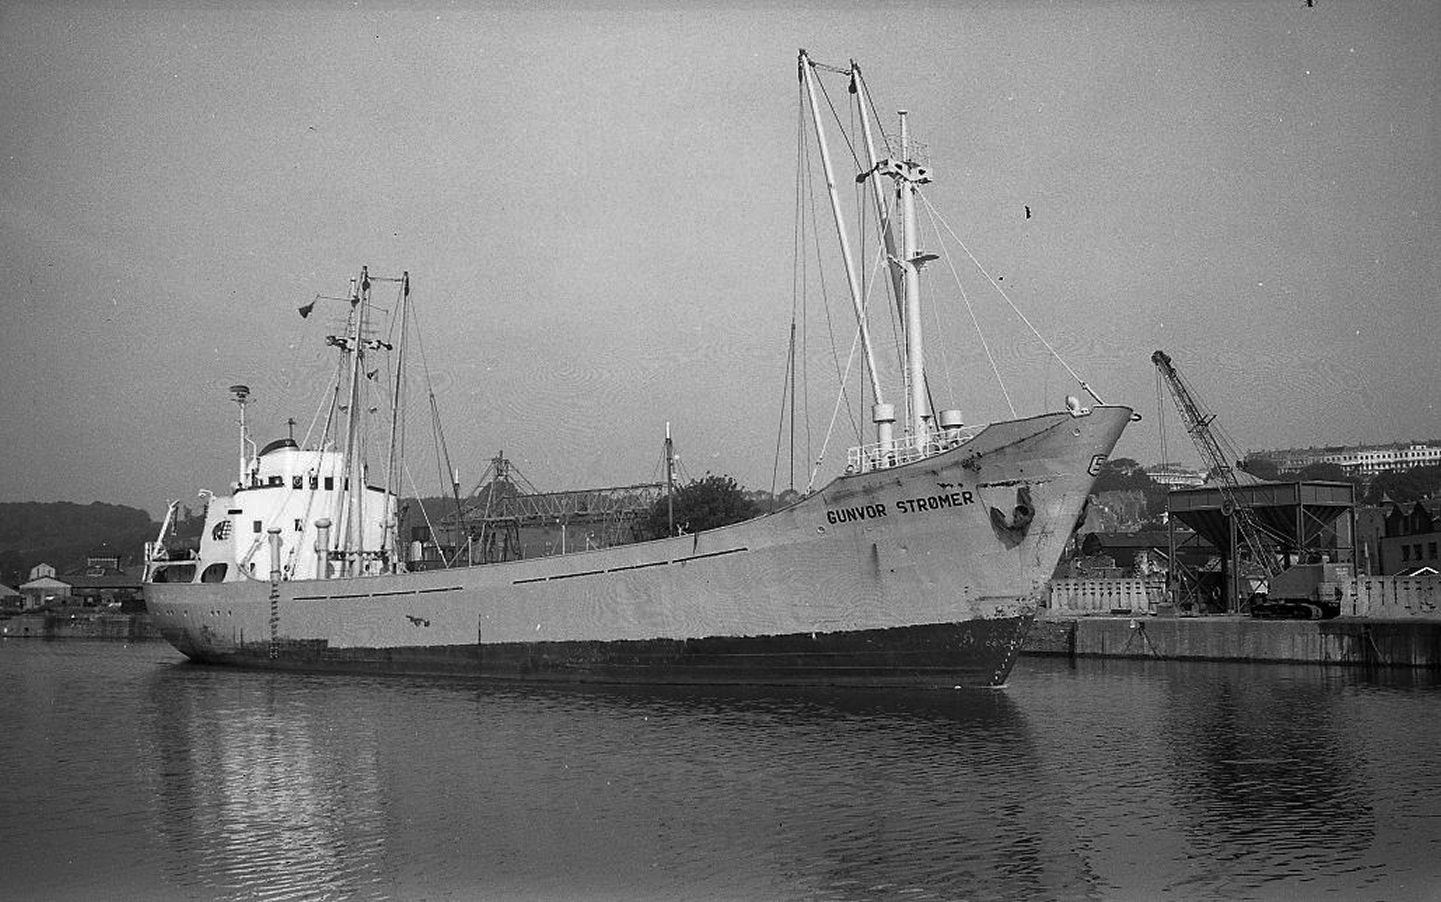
[[1152, 351, 1287, 613]]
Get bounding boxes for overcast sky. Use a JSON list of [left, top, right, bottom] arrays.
[[2, 1, 1437, 518]]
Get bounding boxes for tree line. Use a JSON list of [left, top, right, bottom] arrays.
[[1089, 456, 1441, 525], [0, 501, 157, 586]]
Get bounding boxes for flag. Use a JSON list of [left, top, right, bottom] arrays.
[[298, 301, 315, 318]]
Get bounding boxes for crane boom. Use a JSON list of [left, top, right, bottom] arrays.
[[1151, 350, 1284, 582]]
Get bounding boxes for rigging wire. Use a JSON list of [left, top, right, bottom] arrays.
[[922, 194, 1105, 406], [854, 69, 894, 158], [806, 203, 895, 489], [801, 107, 860, 441], [921, 200, 1016, 417], [405, 290, 466, 547], [812, 64, 869, 175], [770, 324, 795, 497], [774, 84, 817, 498], [808, 324, 864, 492]]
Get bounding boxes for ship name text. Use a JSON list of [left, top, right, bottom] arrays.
[[825, 490, 975, 525]]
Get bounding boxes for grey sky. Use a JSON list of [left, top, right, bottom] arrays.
[[2, 1, 1437, 518]]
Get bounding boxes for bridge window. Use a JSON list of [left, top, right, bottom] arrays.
[[253, 520, 262, 534], [293, 475, 304, 489], [200, 563, 228, 583]]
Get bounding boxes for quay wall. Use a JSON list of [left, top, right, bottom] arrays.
[[1, 613, 161, 641], [1024, 616, 1441, 669], [1036, 575, 1441, 668]]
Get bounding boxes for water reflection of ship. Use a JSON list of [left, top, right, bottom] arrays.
[[145, 664, 388, 899], [145, 664, 1102, 899], [445, 680, 1104, 901]]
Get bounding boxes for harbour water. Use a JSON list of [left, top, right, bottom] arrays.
[[2, 641, 1439, 901]]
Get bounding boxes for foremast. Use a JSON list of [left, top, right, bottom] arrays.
[[798, 51, 948, 473], [327, 266, 408, 576]]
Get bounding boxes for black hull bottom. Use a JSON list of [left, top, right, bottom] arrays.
[[167, 617, 1035, 689]]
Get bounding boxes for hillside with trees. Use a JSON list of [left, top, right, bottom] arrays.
[[0, 502, 158, 585]]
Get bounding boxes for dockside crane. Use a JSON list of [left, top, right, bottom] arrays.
[[1151, 350, 1286, 606]]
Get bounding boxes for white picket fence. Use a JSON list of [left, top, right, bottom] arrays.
[[1050, 575, 1441, 620], [1049, 578, 1165, 615]]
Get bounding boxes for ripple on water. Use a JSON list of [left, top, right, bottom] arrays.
[[3, 646, 1441, 900]]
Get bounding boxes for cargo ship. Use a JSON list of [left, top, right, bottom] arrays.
[[143, 52, 1131, 688]]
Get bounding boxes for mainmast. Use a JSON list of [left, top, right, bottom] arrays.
[[851, 67, 934, 441], [897, 111, 930, 440]]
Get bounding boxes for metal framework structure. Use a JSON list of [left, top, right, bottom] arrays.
[[1166, 480, 1357, 612], [441, 451, 663, 563]]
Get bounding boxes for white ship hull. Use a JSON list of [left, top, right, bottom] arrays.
[[146, 406, 1130, 688]]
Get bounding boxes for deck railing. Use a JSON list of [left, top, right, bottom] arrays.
[[846, 426, 984, 474]]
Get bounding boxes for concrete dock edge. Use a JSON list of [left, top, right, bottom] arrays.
[[1024, 615, 1441, 668]]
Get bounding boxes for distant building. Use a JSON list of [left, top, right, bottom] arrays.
[[1145, 462, 1206, 488], [63, 546, 144, 608], [1251, 441, 1441, 477], [0, 583, 21, 610], [19, 565, 71, 609], [66, 568, 145, 608], [84, 544, 122, 571], [1355, 505, 1389, 575], [1377, 500, 1441, 576]]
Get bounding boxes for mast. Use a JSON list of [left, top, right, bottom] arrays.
[[341, 268, 369, 575], [665, 422, 675, 535], [852, 68, 932, 440], [798, 49, 893, 450], [897, 111, 929, 440], [229, 384, 252, 488]]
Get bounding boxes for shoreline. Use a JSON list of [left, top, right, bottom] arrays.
[[8, 611, 1439, 671], [1, 611, 161, 642]]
